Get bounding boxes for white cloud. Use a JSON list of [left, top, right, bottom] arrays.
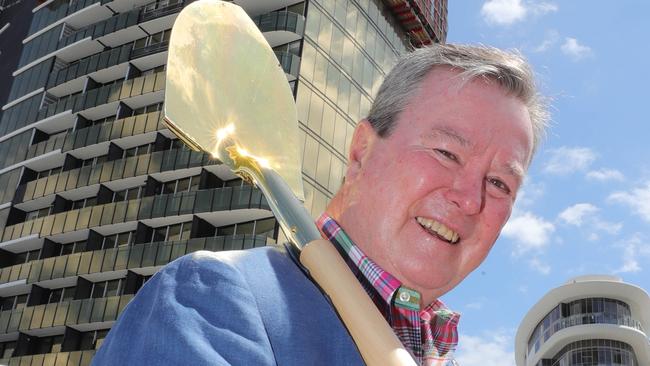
[[515, 180, 545, 209], [608, 182, 650, 222], [481, 0, 557, 26], [481, 0, 526, 25], [613, 234, 649, 273], [561, 37, 593, 61], [586, 168, 625, 182], [593, 218, 622, 235], [465, 301, 484, 310], [543, 146, 596, 175], [529, 257, 551, 275], [534, 29, 560, 52], [502, 211, 555, 255], [558, 203, 598, 226], [530, 2, 558, 15], [456, 331, 516, 366]]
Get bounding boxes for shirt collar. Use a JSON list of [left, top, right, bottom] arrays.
[[316, 213, 459, 319]]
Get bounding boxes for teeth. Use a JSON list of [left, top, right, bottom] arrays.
[[416, 217, 460, 244]]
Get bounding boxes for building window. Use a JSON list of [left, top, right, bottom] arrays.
[[90, 278, 124, 299], [113, 186, 143, 202], [13, 248, 41, 265], [35, 167, 62, 180], [131, 102, 163, 117], [161, 175, 200, 195], [102, 231, 135, 249], [123, 143, 153, 158], [25, 206, 52, 221], [215, 217, 276, 238], [59, 241, 87, 255], [78, 329, 109, 351], [46, 286, 76, 304], [151, 221, 192, 242], [142, 0, 180, 14], [81, 155, 107, 167], [0, 341, 16, 359], [72, 196, 97, 210], [132, 29, 172, 52], [0, 294, 28, 311], [88, 115, 116, 127]]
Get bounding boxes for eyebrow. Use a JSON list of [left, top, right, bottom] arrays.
[[424, 126, 471, 147], [504, 162, 526, 182], [425, 126, 527, 182]]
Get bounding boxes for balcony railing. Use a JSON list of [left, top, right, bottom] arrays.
[[0, 294, 133, 335], [64, 110, 163, 153], [1, 69, 165, 140], [252, 10, 305, 36], [275, 51, 300, 78], [130, 40, 169, 60], [528, 312, 645, 356], [28, 0, 108, 36], [38, 70, 166, 123], [15, 147, 215, 204], [4, 186, 269, 243], [25, 134, 67, 162], [0, 235, 272, 285], [2, 349, 95, 366], [139, 0, 185, 22], [59, 9, 141, 49], [46, 44, 133, 89]]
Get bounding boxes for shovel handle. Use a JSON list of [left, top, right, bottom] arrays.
[[300, 239, 417, 366]]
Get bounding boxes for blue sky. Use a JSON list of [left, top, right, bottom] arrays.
[[441, 1, 650, 364]]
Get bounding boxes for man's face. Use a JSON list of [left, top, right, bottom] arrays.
[[338, 68, 534, 303]]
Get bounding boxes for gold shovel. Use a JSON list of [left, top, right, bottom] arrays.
[[163, 1, 415, 365]]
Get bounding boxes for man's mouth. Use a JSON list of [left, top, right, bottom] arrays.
[[416, 217, 460, 244]]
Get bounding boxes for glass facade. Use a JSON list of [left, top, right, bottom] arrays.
[[0, 0, 447, 363], [536, 339, 638, 366], [297, 0, 411, 217], [528, 298, 644, 355]]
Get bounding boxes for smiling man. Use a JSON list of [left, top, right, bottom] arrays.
[[319, 45, 546, 364], [93, 44, 548, 366]]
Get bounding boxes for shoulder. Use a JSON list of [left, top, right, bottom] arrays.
[[92, 247, 289, 366]]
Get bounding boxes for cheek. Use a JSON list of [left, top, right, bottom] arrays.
[[482, 202, 514, 237]]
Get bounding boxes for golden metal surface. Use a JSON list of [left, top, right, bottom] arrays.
[[164, 0, 304, 201]]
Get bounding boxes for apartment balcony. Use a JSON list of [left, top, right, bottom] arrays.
[[13, 148, 216, 207], [46, 44, 132, 94], [5, 186, 270, 243], [17, 0, 186, 75], [253, 10, 305, 48], [0, 70, 166, 141], [28, 0, 111, 39], [0, 294, 133, 336], [2, 349, 95, 366], [275, 51, 300, 81], [0, 235, 272, 287]]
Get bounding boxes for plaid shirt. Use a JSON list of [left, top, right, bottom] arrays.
[[317, 214, 460, 366]]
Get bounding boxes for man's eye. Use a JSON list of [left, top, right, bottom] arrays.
[[487, 177, 511, 195], [434, 149, 459, 162]]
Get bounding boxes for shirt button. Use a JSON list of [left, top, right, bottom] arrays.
[[399, 291, 411, 303]]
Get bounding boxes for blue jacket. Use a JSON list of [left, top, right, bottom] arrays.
[[92, 245, 365, 365]]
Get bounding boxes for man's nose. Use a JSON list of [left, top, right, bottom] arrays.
[[444, 175, 484, 215]]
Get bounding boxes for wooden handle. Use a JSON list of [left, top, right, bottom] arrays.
[[300, 239, 417, 366]]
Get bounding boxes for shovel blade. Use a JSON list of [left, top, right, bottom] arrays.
[[164, 0, 304, 201]]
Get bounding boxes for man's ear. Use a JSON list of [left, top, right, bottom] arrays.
[[346, 120, 377, 181]]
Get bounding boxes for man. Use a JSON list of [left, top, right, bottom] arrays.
[[93, 44, 548, 365]]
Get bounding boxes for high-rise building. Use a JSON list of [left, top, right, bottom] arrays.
[[0, 0, 446, 364], [515, 275, 650, 366]]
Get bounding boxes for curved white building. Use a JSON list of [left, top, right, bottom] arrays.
[[516, 275, 650, 366]]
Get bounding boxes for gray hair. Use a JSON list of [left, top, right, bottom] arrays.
[[367, 44, 549, 156]]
